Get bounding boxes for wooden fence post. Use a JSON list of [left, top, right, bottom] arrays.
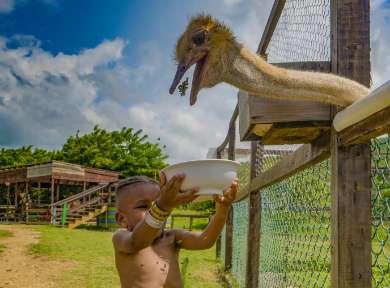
[[245, 141, 262, 287], [224, 123, 236, 271], [215, 144, 222, 258], [330, 1, 371, 287]]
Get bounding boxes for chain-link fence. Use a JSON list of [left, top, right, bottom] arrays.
[[371, 135, 390, 288], [231, 199, 249, 287], [266, 0, 331, 63], [215, 0, 377, 286], [259, 159, 331, 287]]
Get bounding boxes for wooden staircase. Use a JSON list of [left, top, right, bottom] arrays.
[[50, 183, 114, 229]]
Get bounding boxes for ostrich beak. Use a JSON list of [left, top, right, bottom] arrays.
[[169, 62, 189, 95]]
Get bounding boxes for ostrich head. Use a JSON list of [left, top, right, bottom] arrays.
[[169, 15, 235, 105]]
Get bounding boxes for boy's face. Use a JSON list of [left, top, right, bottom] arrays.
[[115, 183, 160, 230]]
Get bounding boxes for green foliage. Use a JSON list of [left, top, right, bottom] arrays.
[[0, 146, 57, 168], [0, 126, 168, 178], [180, 200, 215, 214], [58, 126, 167, 177]]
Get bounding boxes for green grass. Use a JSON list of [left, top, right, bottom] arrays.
[[0, 229, 13, 255], [29, 225, 119, 288], [0, 229, 14, 238], [28, 210, 222, 288]]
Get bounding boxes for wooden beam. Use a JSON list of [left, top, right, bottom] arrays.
[[224, 123, 236, 271], [50, 178, 54, 205], [245, 142, 262, 288], [25, 181, 29, 224], [338, 105, 390, 146], [14, 183, 18, 209], [236, 132, 330, 200], [330, 0, 371, 287], [6, 184, 10, 205], [56, 180, 60, 202], [216, 104, 238, 156], [224, 209, 234, 271], [331, 139, 372, 288], [37, 181, 41, 205], [257, 0, 287, 56]]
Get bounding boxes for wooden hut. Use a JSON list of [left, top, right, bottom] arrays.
[[0, 161, 120, 224]]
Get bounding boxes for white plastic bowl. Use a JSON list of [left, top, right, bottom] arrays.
[[161, 159, 240, 201]]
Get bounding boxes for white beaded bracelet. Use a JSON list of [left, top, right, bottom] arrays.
[[144, 210, 165, 229]]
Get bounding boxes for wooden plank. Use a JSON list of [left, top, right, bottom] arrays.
[[331, 140, 372, 288], [257, 0, 287, 56], [224, 208, 234, 271], [338, 105, 390, 145], [261, 122, 330, 144], [239, 132, 330, 198], [245, 142, 262, 288], [217, 104, 239, 156], [224, 123, 236, 271], [238, 91, 331, 142], [56, 180, 60, 202], [330, 0, 371, 287]]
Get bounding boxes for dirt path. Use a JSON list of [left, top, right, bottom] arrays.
[[0, 225, 72, 288]]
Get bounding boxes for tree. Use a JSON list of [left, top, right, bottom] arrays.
[[0, 146, 56, 168], [58, 126, 167, 177]]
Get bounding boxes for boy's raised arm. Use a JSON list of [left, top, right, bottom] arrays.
[[113, 173, 199, 254], [174, 179, 238, 250]]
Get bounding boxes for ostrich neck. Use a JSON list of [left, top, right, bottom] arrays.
[[222, 44, 367, 106]]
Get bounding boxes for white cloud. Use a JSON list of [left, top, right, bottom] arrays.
[[371, 1, 390, 88], [0, 0, 14, 13], [0, 37, 127, 148]]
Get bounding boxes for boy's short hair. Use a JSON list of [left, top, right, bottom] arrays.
[[114, 176, 159, 205]]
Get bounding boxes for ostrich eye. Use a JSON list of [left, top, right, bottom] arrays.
[[191, 30, 206, 46]]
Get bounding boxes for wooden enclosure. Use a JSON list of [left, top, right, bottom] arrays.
[[215, 0, 386, 287]]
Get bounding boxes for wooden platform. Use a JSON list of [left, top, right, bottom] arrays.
[[0, 161, 120, 185], [238, 91, 331, 144]]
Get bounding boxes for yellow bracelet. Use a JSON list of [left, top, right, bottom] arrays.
[[149, 208, 167, 221], [152, 202, 170, 216], [148, 202, 170, 221]]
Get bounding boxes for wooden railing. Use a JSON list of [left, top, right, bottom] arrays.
[[50, 183, 111, 225]]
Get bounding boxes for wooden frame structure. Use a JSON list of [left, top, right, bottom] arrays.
[[0, 161, 120, 223], [215, 0, 380, 287]]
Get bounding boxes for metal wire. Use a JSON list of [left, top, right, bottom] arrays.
[[259, 145, 300, 174], [266, 0, 331, 63], [258, 159, 331, 287], [371, 135, 390, 288], [231, 199, 249, 287]]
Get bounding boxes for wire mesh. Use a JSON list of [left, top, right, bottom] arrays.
[[266, 0, 331, 63], [371, 134, 390, 288], [259, 145, 300, 173], [258, 159, 331, 288], [231, 199, 249, 287], [220, 223, 226, 263]]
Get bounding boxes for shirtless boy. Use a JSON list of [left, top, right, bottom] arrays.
[[112, 172, 238, 288]]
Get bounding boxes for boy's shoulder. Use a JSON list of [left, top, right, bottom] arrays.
[[112, 228, 131, 245]]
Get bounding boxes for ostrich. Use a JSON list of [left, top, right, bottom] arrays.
[[169, 15, 369, 107]]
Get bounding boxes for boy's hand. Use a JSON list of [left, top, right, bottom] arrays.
[[213, 178, 239, 214], [156, 172, 199, 212]]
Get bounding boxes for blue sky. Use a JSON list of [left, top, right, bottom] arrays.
[[0, 0, 389, 163]]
